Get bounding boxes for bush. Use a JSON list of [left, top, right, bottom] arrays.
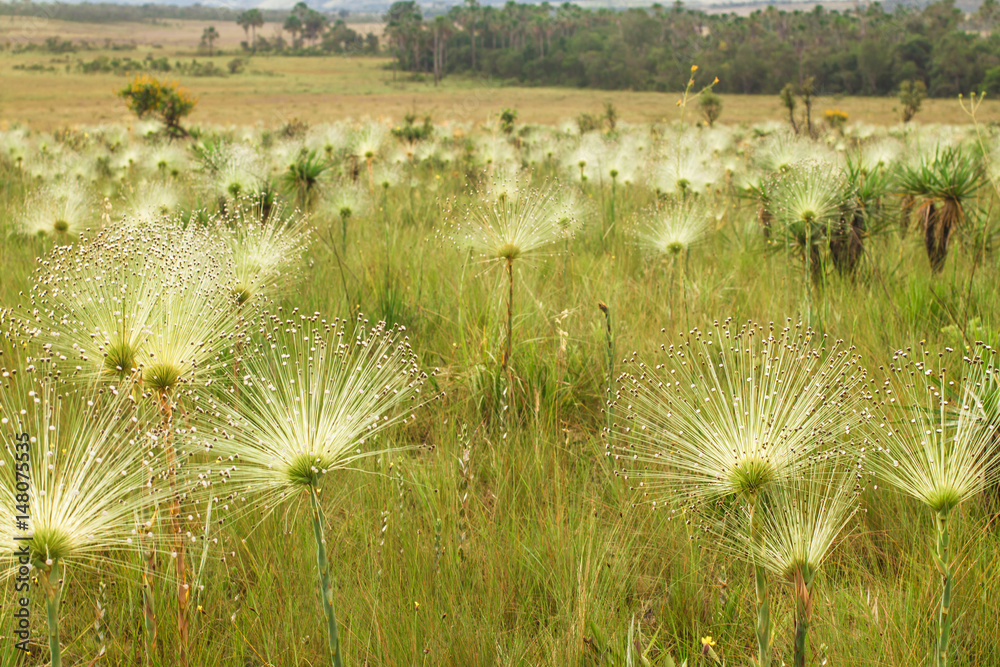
[[577, 113, 602, 134], [118, 74, 197, 137], [699, 91, 722, 127], [897, 80, 926, 123]]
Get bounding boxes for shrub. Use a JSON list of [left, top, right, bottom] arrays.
[[897, 80, 926, 123], [699, 90, 722, 127], [118, 74, 197, 138]]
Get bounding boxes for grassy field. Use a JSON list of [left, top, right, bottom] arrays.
[[1, 14, 998, 130], [0, 112, 999, 666], [1, 16, 1000, 667], [3, 50, 999, 130]]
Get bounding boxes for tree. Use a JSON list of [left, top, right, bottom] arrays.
[[699, 90, 722, 126], [239, 9, 264, 53], [897, 79, 927, 122], [385, 1, 423, 74], [300, 7, 328, 46], [284, 14, 303, 48], [974, 0, 1000, 30], [432, 16, 452, 85], [201, 26, 219, 56], [237, 11, 251, 48], [118, 75, 197, 138]]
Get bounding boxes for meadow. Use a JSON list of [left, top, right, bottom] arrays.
[[1, 75, 1000, 667]]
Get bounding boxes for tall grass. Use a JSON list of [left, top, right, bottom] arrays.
[[0, 118, 999, 666]]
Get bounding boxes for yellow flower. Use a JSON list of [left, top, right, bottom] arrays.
[[701, 636, 716, 647], [691, 65, 699, 73]]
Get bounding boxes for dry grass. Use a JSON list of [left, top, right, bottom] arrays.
[[0, 16, 381, 50], [0, 16, 995, 130]]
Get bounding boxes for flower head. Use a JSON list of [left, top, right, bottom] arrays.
[[204, 314, 431, 509], [612, 319, 865, 506]]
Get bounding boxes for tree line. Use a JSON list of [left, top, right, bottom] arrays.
[[0, 1, 288, 24], [386, 0, 1000, 96]]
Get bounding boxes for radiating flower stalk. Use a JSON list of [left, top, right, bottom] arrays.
[[216, 200, 310, 396], [1, 377, 163, 667], [27, 219, 240, 667], [747, 469, 859, 667], [636, 199, 713, 318], [452, 177, 578, 420], [611, 319, 865, 667], [204, 313, 432, 666], [767, 162, 848, 322], [866, 345, 999, 667]]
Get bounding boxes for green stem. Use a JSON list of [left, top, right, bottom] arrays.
[[309, 484, 344, 667], [935, 511, 952, 667], [504, 257, 516, 422], [749, 495, 771, 667], [610, 175, 616, 230], [503, 257, 514, 373], [601, 302, 614, 441], [41, 558, 63, 667], [341, 213, 349, 255]]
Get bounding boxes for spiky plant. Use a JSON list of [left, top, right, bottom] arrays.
[[320, 182, 370, 254], [636, 199, 714, 260], [636, 199, 714, 315], [866, 346, 1000, 667], [897, 146, 983, 272], [352, 122, 388, 192], [612, 319, 866, 667], [19, 185, 93, 238], [740, 467, 859, 667], [283, 149, 330, 211], [831, 156, 891, 276], [215, 201, 310, 308], [654, 146, 721, 198], [453, 179, 572, 376], [205, 313, 430, 667], [27, 224, 161, 383], [213, 145, 265, 208], [0, 378, 162, 667], [138, 225, 239, 666], [125, 181, 181, 222], [767, 161, 850, 319]]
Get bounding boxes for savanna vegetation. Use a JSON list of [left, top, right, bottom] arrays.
[[385, 0, 1000, 96], [1, 83, 1000, 667]]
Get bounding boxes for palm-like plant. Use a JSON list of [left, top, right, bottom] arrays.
[[206, 313, 430, 667], [612, 319, 865, 667], [830, 156, 891, 276], [897, 147, 983, 272], [283, 149, 330, 211], [866, 347, 999, 667]]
